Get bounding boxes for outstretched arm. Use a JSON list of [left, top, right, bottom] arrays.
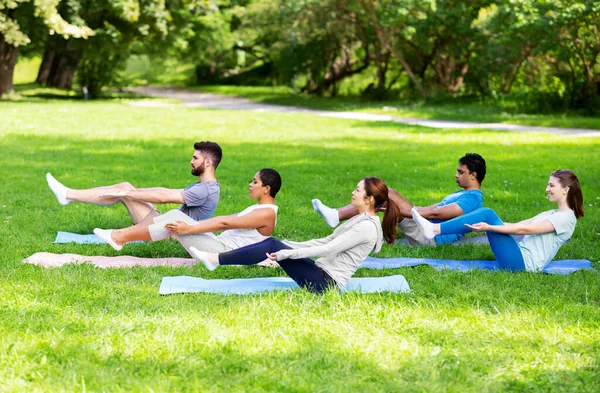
[[416, 202, 463, 220], [166, 208, 276, 235], [103, 187, 185, 204], [466, 219, 555, 235], [274, 221, 375, 261]]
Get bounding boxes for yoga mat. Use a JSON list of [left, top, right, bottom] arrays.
[[24, 253, 594, 275], [54, 231, 104, 244], [53, 231, 144, 245], [159, 275, 411, 295], [361, 256, 594, 275], [23, 252, 196, 268]]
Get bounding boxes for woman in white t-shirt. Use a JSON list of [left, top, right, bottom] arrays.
[[93, 169, 281, 257], [411, 169, 584, 271]]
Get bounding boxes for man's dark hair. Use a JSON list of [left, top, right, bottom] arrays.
[[194, 141, 223, 169], [258, 168, 282, 197], [459, 153, 486, 184]]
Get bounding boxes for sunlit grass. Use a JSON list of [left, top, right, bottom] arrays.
[[0, 92, 599, 392], [197, 85, 600, 130]]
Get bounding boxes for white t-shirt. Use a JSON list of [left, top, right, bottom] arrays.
[[216, 204, 278, 249], [518, 209, 577, 271]]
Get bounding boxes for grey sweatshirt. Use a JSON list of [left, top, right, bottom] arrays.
[[276, 212, 383, 287]]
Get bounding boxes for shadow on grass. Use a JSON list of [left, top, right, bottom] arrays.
[[9, 83, 149, 103]]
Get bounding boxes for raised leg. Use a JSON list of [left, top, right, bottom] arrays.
[[387, 189, 413, 218], [439, 208, 526, 271], [48, 173, 159, 224], [219, 238, 334, 293]]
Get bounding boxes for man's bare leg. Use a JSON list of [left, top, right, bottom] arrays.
[[387, 189, 414, 219], [47, 173, 159, 224]]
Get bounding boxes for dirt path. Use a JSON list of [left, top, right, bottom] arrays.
[[128, 86, 600, 137]]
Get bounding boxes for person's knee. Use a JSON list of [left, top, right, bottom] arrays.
[[479, 207, 500, 222], [116, 182, 136, 191], [262, 237, 278, 247]]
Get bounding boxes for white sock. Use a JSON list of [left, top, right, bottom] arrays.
[[312, 199, 340, 228], [411, 207, 435, 240], [46, 173, 69, 206], [93, 228, 123, 251], [189, 247, 219, 271]]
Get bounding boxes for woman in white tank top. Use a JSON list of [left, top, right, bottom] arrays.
[[93, 169, 282, 256]]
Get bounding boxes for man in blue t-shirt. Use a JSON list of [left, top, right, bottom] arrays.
[[312, 153, 486, 246], [46, 141, 222, 227]]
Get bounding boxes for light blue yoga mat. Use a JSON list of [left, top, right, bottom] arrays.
[[54, 231, 103, 244], [361, 257, 594, 275], [159, 275, 411, 295], [54, 231, 143, 245]]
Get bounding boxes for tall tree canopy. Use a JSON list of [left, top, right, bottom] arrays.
[[0, 0, 92, 95]]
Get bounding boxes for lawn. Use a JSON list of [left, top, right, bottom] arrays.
[[196, 85, 600, 130], [1, 89, 599, 392]]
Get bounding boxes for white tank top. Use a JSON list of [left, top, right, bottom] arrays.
[[216, 204, 278, 250]]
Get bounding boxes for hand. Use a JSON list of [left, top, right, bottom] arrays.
[[465, 222, 489, 232], [257, 259, 280, 268], [265, 252, 278, 261], [165, 221, 192, 235]]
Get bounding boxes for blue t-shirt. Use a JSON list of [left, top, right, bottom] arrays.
[[178, 181, 220, 221], [433, 190, 484, 245]]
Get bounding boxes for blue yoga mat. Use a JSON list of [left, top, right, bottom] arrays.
[[159, 275, 411, 295], [361, 257, 594, 275], [54, 231, 103, 244], [54, 231, 143, 245]]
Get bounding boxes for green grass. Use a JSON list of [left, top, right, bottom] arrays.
[[13, 57, 600, 129], [12, 57, 41, 85], [1, 87, 599, 392], [196, 85, 600, 130]]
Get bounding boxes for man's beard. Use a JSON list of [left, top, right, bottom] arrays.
[[191, 162, 205, 176]]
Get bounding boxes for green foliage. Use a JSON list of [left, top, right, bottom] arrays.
[[1, 92, 599, 391], [0, 0, 92, 46], [70, 0, 172, 96], [152, 0, 599, 112]]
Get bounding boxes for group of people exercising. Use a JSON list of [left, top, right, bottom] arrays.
[[46, 141, 584, 293]]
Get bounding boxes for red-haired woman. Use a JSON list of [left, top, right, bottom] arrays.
[[190, 177, 401, 293], [412, 170, 584, 272]]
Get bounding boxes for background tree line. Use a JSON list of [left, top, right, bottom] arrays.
[[2, 0, 599, 113]]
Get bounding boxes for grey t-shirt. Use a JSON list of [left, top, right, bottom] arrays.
[[518, 209, 577, 271], [178, 181, 220, 221]]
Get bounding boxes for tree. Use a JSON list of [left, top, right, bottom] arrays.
[[0, 0, 92, 95], [359, 0, 429, 98]]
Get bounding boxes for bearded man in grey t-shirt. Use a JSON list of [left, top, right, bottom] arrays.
[[46, 141, 222, 227]]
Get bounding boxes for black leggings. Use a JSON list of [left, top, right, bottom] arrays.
[[218, 238, 335, 293]]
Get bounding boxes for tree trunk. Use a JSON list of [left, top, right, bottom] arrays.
[[501, 44, 532, 94], [37, 37, 83, 89], [47, 48, 81, 89], [361, 0, 428, 99], [36, 48, 56, 85], [374, 50, 388, 90], [0, 34, 19, 96]]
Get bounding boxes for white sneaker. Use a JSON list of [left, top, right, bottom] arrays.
[[312, 199, 340, 228], [46, 173, 69, 206], [411, 208, 435, 240], [93, 228, 123, 251], [189, 247, 219, 271]]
